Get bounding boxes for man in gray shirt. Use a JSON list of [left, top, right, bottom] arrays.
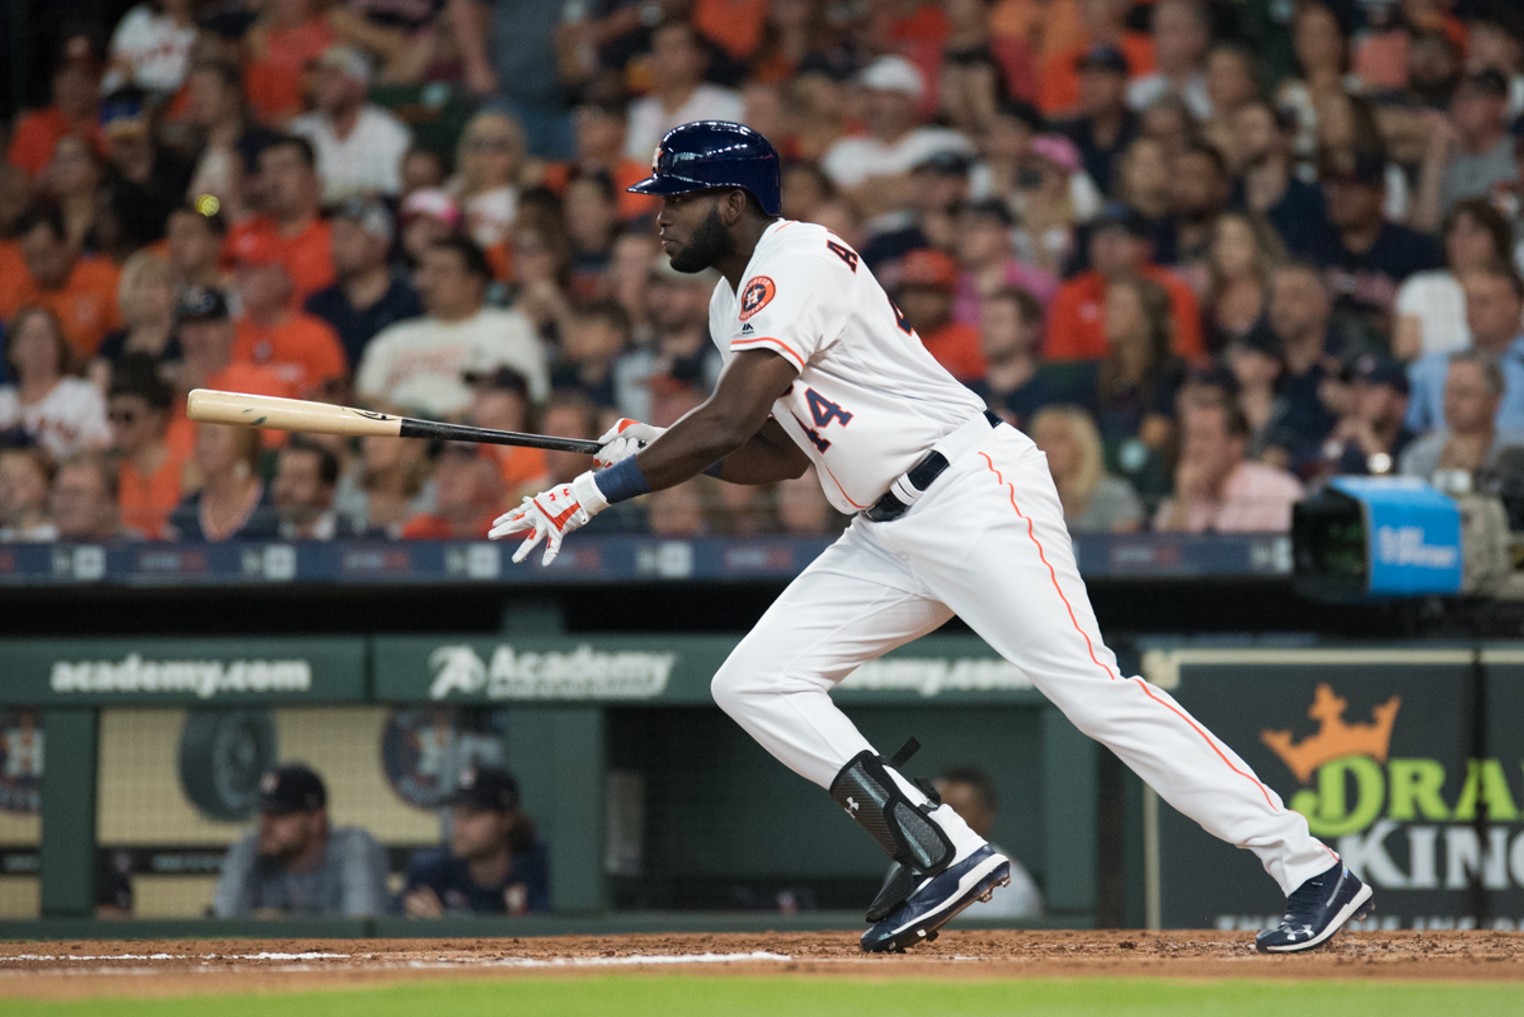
[[212, 764, 388, 918]]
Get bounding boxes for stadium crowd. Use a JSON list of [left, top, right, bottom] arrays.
[[3, 0, 1524, 543]]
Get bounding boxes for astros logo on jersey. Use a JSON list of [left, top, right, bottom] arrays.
[[739, 276, 776, 321]]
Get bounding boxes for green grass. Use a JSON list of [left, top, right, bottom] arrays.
[[7, 976, 1522, 1017]]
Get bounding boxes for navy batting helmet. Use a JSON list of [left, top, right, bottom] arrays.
[[628, 121, 781, 216]]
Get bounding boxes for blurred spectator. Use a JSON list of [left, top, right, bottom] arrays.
[[181, 60, 280, 220], [0, 446, 58, 542], [1153, 395, 1303, 533], [104, 0, 200, 98], [1137, 92, 1197, 156], [936, 0, 1037, 137], [100, 89, 195, 253], [972, 286, 1081, 427], [463, 366, 548, 502], [546, 98, 659, 224], [775, 466, 845, 534], [229, 232, 348, 400], [952, 198, 1058, 325], [244, 0, 340, 125], [166, 201, 230, 296], [42, 134, 110, 256], [1261, 263, 1347, 473], [1401, 351, 1524, 485], [273, 437, 361, 539], [400, 146, 448, 196], [6, 36, 101, 181], [1467, 13, 1524, 116], [1106, 134, 1175, 263], [1127, 0, 1212, 120], [1030, 404, 1144, 533], [401, 764, 549, 917], [861, 150, 971, 269], [333, 432, 434, 536], [1037, 0, 1154, 117], [291, 45, 414, 203], [175, 287, 298, 403], [497, 216, 575, 336], [934, 766, 1044, 920], [1316, 354, 1415, 478], [1304, 147, 1443, 332], [1313, 92, 1410, 223], [1010, 133, 1086, 274], [329, 0, 450, 83], [94, 251, 180, 389], [1222, 327, 1284, 454], [398, 187, 461, 269], [1407, 264, 1524, 434], [623, 21, 744, 165], [165, 423, 279, 542], [895, 249, 985, 383], [1045, 203, 1204, 361], [711, 473, 773, 537], [2, 204, 122, 362], [52, 452, 134, 541], [449, 111, 530, 249], [966, 98, 1043, 207], [0, 306, 110, 460], [563, 170, 621, 295], [1273, 2, 1353, 167], [1057, 44, 1139, 196], [1201, 212, 1286, 352], [306, 197, 423, 370], [646, 480, 712, 537], [821, 56, 973, 223], [107, 360, 184, 538], [553, 299, 630, 409], [1394, 198, 1514, 360], [1413, 70, 1518, 233], [449, 0, 573, 158], [1230, 99, 1326, 258], [1092, 277, 1184, 478], [400, 442, 503, 538], [613, 257, 721, 424], [225, 136, 337, 307], [212, 763, 388, 918], [356, 236, 547, 419], [1200, 43, 1261, 156], [1168, 141, 1232, 277], [602, 229, 661, 340]]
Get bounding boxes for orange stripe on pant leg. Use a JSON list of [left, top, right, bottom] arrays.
[[979, 451, 1283, 814]]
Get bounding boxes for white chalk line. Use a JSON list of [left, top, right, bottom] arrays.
[[0, 950, 797, 976]]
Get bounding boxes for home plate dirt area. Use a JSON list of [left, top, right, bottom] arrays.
[[2, 931, 1523, 1000]]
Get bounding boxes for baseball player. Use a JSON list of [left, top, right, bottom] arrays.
[[491, 121, 1372, 953]]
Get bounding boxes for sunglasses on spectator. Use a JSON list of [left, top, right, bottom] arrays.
[[108, 408, 141, 424], [469, 137, 514, 153]]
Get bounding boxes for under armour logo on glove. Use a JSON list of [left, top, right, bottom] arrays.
[[489, 471, 609, 565], [594, 418, 666, 471]]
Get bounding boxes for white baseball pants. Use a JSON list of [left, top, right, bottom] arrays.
[[711, 421, 1335, 895]]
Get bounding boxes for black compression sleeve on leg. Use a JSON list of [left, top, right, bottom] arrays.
[[829, 750, 955, 875]]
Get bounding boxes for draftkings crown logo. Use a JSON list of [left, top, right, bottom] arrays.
[[1260, 683, 1401, 783]]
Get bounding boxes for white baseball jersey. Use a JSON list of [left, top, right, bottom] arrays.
[[707, 220, 986, 514]]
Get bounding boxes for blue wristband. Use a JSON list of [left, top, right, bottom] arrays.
[[594, 456, 652, 504]]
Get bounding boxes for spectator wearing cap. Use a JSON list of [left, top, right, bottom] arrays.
[[356, 236, 547, 419], [1, 205, 122, 361], [1044, 202, 1205, 362], [212, 763, 388, 919], [1057, 44, 1140, 192], [229, 231, 348, 400], [1400, 350, 1524, 486], [1127, 0, 1212, 121], [166, 202, 231, 297], [1154, 393, 1304, 533], [1413, 70, 1519, 233], [103, 0, 199, 98], [400, 765, 549, 917], [544, 98, 661, 223], [243, 0, 340, 126], [290, 45, 413, 203], [1393, 198, 1515, 360], [1036, 0, 1156, 117], [622, 21, 744, 167], [860, 150, 974, 270], [820, 56, 974, 223], [1229, 99, 1328, 258], [306, 198, 424, 370], [107, 358, 185, 538], [224, 136, 336, 308], [464, 366, 549, 501], [0, 305, 110, 462], [174, 287, 298, 419], [951, 199, 1058, 326], [399, 441, 504, 539], [896, 249, 986, 382], [1407, 264, 1524, 435], [1011, 133, 1088, 274], [398, 188, 461, 270], [99, 88, 195, 252], [6, 36, 101, 181], [1316, 354, 1415, 479], [1300, 147, 1443, 333]]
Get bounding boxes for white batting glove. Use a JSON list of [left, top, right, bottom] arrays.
[[594, 418, 666, 470], [489, 471, 609, 565]]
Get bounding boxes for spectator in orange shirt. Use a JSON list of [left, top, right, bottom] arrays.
[[895, 248, 987, 383], [1037, 0, 1154, 117], [462, 365, 548, 503], [1045, 203, 1204, 362], [171, 287, 298, 453], [6, 36, 102, 181], [229, 231, 347, 400], [225, 136, 336, 307], [243, 0, 338, 125], [542, 98, 661, 224], [107, 357, 186, 539], [2, 205, 122, 361], [400, 442, 504, 539]]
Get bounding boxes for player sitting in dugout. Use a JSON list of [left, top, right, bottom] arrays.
[[399, 765, 550, 917]]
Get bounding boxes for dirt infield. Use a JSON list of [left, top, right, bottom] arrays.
[[2, 930, 1523, 1000]]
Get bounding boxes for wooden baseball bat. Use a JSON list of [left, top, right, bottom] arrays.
[[186, 389, 602, 454]]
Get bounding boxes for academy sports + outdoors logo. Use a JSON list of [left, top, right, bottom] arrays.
[[49, 654, 312, 698], [738, 276, 776, 321], [428, 644, 678, 700]]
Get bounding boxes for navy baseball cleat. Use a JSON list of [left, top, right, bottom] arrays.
[[1255, 862, 1373, 953], [861, 845, 1011, 953]]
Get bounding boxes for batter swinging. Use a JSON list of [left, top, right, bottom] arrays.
[[490, 121, 1372, 953]]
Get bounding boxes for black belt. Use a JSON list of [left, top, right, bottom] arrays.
[[863, 411, 1001, 523]]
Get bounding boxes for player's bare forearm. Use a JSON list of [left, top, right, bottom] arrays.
[[632, 349, 798, 491], [710, 418, 810, 485]]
